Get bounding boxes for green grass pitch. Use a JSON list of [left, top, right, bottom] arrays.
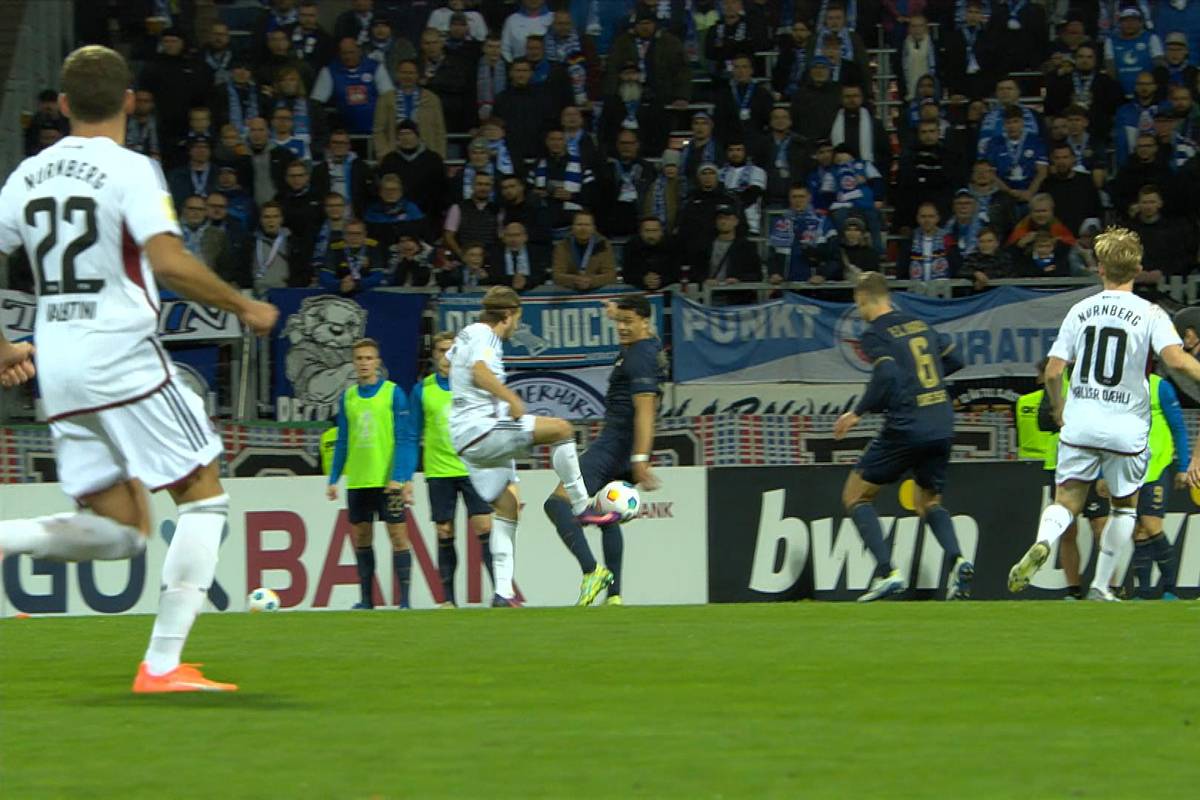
[[3, 603, 1199, 799]]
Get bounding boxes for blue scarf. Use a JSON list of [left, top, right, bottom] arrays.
[[227, 82, 259, 137], [534, 154, 583, 198], [395, 89, 420, 124], [182, 222, 208, 255], [786, 48, 809, 96], [280, 96, 311, 140], [820, 0, 856, 30], [312, 221, 333, 267], [545, 28, 581, 62], [530, 58, 551, 85], [487, 139, 515, 175], [570, 235, 597, 271]]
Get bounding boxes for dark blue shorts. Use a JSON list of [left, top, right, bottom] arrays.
[[427, 476, 492, 522], [1137, 474, 1169, 519], [347, 488, 407, 525], [857, 437, 951, 494], [1083, 482, 1110, 520], [580, 433, 634, 496]]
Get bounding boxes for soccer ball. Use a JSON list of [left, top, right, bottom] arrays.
[[247, 588, 280, 612], [596, 481, 641, 523]]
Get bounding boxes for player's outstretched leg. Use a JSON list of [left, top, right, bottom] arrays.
[[0, 477, 147, 561], [544, 491, 612, 606], [1089, 503, 1136, 602], [601, 524, 624, 605], [134, 463, 236, 693], [1009, 500, 1076, 593], [532, 417, 621, 526]]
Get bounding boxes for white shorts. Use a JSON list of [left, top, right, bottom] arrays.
[[50, 377, 223, 499], [459, 415, 536, 503], [1055, 441, 1149, 500]]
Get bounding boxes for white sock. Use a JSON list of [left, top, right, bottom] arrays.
[[144, 494, 228, 676], [491, 516, 517, 599], [1092, 507, 1136, 592], [551, 440, 590, 514], [1036, 503, 1075, 547], [0, 512, 144, 561]]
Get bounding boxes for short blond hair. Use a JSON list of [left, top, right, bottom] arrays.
[[431, 331, 455, 348], [352, 337, 380, 355], [1094, 226, 1142, 285], [854, 271, 890, 301]]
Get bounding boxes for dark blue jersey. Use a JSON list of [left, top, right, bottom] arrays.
[[604, 337, 665, 434], [854, 310, 963, 442]]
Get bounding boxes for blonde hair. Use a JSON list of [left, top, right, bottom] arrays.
[[431, 331, 456, 348], [480, 286, 521, 324], [1093, 226, 1142, 285], [854, 271, 890, 301]]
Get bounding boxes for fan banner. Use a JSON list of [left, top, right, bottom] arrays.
[[436, 289, 665, 368], [268, 288, 428, 422], [672, 286, 1101, 383]]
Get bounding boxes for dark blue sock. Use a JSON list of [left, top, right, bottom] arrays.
[[438, 538, 457, 604], [924, 505, 962, 561], [354, 546, 375, 605], [545, 495, 597, 574], [1148, 533, 1176, 592], [601, 523, 623, 595], [850, 503, 893, 576], [478, 532, 495, 583], [393, 549, 411, 608], [1132, 539, 1153, 598]]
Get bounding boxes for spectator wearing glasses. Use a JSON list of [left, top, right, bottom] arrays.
[[180, 195, 231, 273], [489, 222, 548, 292]]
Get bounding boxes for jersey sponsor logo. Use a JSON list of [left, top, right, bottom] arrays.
[[278, 295, 371, 421]]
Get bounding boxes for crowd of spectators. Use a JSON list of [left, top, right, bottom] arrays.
[[20, 0, 1200, 298]]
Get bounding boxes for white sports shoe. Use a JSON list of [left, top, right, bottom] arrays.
[[1087, 586, 1121, 602]]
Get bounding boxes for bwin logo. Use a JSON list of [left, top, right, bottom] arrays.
[[748, 490, 979, 594]]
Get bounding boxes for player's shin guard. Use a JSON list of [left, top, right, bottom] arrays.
[[143, 494, 227, 676], [0, 512, 145, 561], [1148, 533, 1177, 592], [1036, 503, 1075, 547], [1132, 539, 1154, 597], [354, 546, 376, 606], [393, 549, 412, 608], [438, 538, 457, 604], [544, 495, 597, 574], [923, 505, 962, 561], [849, 503, 893, 576], [550, 440, 591, 514], [1091, 506, 1137, 592], [491, 517, 517, 599], [601, 523, 624, 596]]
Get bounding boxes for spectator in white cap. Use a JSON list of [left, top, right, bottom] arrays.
[[1105, 6, 1165, 98], [680, 111, 722, 181], [1069, 217, 1102, 276]]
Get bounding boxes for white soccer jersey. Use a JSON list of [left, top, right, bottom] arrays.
[[447, 322, 507, 450], [1049, 290, 1181, 454], [0, 136, 182, 420]]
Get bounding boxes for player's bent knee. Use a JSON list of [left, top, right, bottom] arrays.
[[435, 522, 454, 540]]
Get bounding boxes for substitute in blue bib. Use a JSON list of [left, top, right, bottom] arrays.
[[408, 331, 494, 608], [327, 337, 418, 609], [834, 272, 975, 603]]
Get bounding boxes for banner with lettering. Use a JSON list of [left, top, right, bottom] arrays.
[[436, 289, 665, 368], [268, 288, 428, 421], [0, 289, 243, 343], [672, 286, 1101, 383]]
